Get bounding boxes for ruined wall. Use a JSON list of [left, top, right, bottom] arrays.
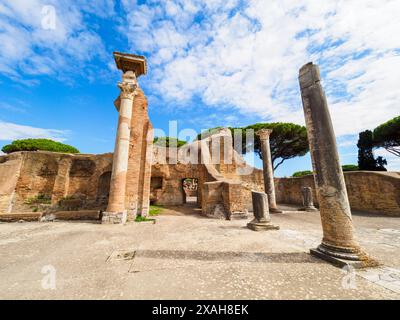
[[151, 163, 210, 206], [2, 148, 398, 217], [275, 171, 400, 216], [0, 153, 23, 213], [0, 151, 112, 214]]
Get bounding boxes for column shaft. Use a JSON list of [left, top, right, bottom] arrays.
[[299, 62, 376, 266], [106, 97, 133, 213], [258, 130, 282, 213]]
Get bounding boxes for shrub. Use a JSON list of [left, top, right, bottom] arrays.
[[342, 164, 359, 172], [293, 165, 360, 177], [292, 170, 313, 177], [135, 216, 155, 223], [2, 139, 79, 154], [154, 137, 187, 148], [24, 194, 51, 205]]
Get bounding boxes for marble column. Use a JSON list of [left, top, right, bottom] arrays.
[[247, 191, 279, 231], [257, 129, 282, 213], [299, 62, 377, 268], [299, 187, 318, 212], [102, 71, 137, 224]]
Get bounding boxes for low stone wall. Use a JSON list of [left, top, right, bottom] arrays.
[[275, 171, 400, 216]]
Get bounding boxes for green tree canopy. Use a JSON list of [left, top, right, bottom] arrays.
[[196, 127, 225, 141], [342, 164, 359, 172], [2, 139, 80, 154], [292, 165, 358, 177], [241, 123, 309, 170], [154, 137, 187, 148], [357, 130, 387, 171], [292, 170, 313, 177], [373, 116, 400, 157]]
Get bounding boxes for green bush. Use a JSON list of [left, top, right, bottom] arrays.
[[342, 164, 359, 172], [24, 194, 51, 205], [2, 139, 79, 154], [135, 216, 155, 223], [293, 165, 359, 177], [292, 170, 313, 177], [154, 137, 187, 148]]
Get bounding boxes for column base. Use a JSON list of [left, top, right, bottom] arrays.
[[247, 219, 280, 232], [310, 243, 379, 269], [101, 211, 127, 225], [299, 206, 319, 212], [270, 208, 283, 214]]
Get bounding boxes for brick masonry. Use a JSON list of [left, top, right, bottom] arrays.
[[1, 133, 399, 218]]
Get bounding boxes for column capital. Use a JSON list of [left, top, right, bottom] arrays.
[[257, 129, 273, 140], [118, 81, 137, 100]]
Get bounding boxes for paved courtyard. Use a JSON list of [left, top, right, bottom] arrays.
[[0, 205, 399, 300]]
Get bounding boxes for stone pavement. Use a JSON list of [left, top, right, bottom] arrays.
[[0, 205, 399, 300]]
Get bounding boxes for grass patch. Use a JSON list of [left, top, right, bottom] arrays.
[[24, 194, 51, 205], [149, 205, 164, 216], [135, 216, 156, 223]]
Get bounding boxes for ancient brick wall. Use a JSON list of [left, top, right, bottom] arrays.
[[0, 152, 112, 214], [125, 88, 153, 217], [275, 172, 400, 216], [0, 153, 23, 213]]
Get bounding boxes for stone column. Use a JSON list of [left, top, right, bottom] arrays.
[[102, 71, 137, 224], [247, 191, 279, 231], [299, 187, 318, 212], [257, 129, 282, 213], [299, 62, 376, 268]]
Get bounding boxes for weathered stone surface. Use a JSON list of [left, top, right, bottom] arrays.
[[101, 211, 127, 224], [104, 53, 153, 224], [299, 187, 318, 212], [247, 191, 279, 231], [257, 129, 282, 213], [299, 62, 376, 267], [275, 172, 400, 216]]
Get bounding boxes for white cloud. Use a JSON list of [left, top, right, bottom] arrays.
[[0, 0, 114, 83], [0, 120, 68, 142], [122, 0, 400, 136]]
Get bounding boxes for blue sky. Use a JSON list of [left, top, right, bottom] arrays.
[[0, 0, 399, 177]]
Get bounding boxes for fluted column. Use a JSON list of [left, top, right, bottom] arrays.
[[299, 62, 376, 267], [102, 71, 137, 224], [257, 129, 282, 213]]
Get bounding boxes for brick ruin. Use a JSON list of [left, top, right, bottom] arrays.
[[1, 129, 399, 219], [1, 55, 399, 224]]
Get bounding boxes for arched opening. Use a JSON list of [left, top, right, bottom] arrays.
[[96, 171, 111, 209], [182, 178, 198, 206]]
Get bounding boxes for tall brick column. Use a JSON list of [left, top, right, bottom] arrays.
[[257, 129, 282, 213], [299, 62, 376, 268], [102, 71, 137, 224]]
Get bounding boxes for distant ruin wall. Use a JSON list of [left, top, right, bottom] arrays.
[[275, 171, 400, 216], [0, 153, 23, 214], [2, 149, 399, 217]]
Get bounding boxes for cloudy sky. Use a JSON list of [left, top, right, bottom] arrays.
[[0, 0, 399, 176]]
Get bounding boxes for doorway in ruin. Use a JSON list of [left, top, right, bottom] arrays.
[[96, 171, 111, 209], [182, 178, 199, 205]]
